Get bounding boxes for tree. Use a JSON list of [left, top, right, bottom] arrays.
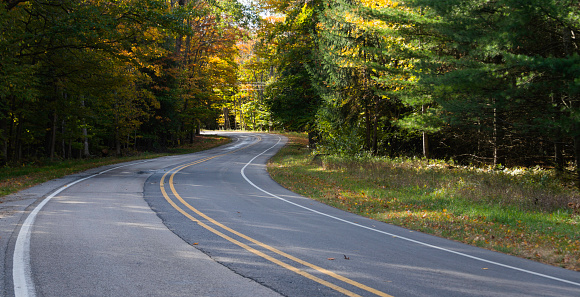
[[411, 0, 580, 170], [259, 0, 322, 146], [0, 0, 251, 162], [236, 38, 273, 131], [311, 0, 427, 155]]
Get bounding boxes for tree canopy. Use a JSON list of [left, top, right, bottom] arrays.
[[253, 0, 580, 176], [3, 0, 580, 181], [1, 0, 252, 163]]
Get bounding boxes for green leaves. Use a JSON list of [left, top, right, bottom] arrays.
[[395, 107, 444, 134], [0, 0, 250, 162]]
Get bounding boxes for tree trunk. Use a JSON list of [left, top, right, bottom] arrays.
[[115, 109, 121, 156], [492, 99, 504, 167], [238, 97, 243, 130], [7, 96, 15, 162], [50, 111, 57, 161], [1, 109, 6, 163], [223, 107, 230, 130], [555, 141, 564, 171], [550, 92, 564, 172], [574, 133, 580, 187], [174, 0, 188, 58], [423, 132, 429, 159], [15, 115, 23, 161], [116, 127, 121, 156], [82, 124, 90, 157], [308, 130, 317, 149], [1, 137, 7, 164], [62, 119, 67, 159], [554, 102, 564, 172], [80, 97, 90, 157], [422, 105, 429, 159], [196, 118, 201, 135], [364, 104, 371, 151], [372, 100, 378, 155], [68, 138, 72, 160]]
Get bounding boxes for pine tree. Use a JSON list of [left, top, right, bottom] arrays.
[[412, 0, 580, 170], [312, 0, 425, 155]]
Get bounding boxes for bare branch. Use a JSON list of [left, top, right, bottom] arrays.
[[5, 0, 28, 10]]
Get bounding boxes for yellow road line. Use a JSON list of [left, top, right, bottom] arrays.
[[159, 136, 393, 297], [160, 179, 362, 297]]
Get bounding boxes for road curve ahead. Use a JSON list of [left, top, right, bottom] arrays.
[[7, 132, 580, 297]]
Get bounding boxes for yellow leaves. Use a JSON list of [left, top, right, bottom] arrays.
[[343, 11, 389, 32], [296, 2, 313, 25], [358, 0, 399, 9], [340, 0, 415, 32]]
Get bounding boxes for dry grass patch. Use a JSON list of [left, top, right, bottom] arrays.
[[268, 133, 580, 271]]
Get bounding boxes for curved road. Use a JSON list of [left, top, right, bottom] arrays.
[[4, 132, 580, 296]]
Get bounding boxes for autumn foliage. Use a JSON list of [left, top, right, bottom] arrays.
[[0, 0, 250, 163]]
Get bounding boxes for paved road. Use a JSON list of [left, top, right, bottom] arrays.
[[3, 132, 580, 296]]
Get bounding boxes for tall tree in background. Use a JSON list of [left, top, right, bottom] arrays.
[[4, 0, 580, 176], [312, 0, 429, 156], [260, 0, 322, 146], [0, 0, 253, 163], [235, 38, 273, 131], [177, 0, 241, 138], [253, 0, 580, 173], [412, 0, 580, 169]]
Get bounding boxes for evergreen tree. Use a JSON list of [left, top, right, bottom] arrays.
[[312, 0, 424, 156], [412, 0, 580, 169]]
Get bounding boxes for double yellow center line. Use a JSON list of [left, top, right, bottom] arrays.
[[159, 136, 393, 297]]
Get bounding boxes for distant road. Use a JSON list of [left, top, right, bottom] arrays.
[[7, 132, 580, 296]]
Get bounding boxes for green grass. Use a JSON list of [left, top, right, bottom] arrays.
[[0, 135, 230, 198], [267, 133, 580, 271]]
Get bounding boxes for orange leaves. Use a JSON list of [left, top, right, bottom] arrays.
[[262, 15, 285, 24], [0, 175, 35, 196]]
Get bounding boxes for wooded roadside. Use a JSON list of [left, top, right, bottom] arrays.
[[268, 133, 580, 271]]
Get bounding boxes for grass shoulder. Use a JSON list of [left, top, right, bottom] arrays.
[[0, 135, 230, 198], [267, 133, 580, 271]]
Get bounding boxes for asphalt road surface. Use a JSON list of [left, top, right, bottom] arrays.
[[3, 132, 580, 296]]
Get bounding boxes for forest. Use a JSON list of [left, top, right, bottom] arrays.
[[258, 0, 580, 176], [2, 0, 580, 177], [1, 0, 251, 162]]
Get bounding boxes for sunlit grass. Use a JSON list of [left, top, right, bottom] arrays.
[[0, 135, 230, 198], [268, 133, 580, 271]]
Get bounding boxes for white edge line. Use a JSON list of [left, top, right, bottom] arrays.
[[12, 160, 151, 297], [240, 135, 580, 288]]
